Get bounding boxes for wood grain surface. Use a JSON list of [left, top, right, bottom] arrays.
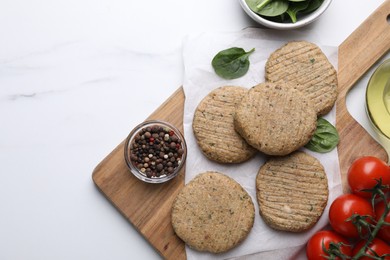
[[336, 0, 390, 192], [92, 2, 390, 259], [93, 88, 187, 260]]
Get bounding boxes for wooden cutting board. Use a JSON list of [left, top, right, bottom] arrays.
[[92, 1, 390, 259]]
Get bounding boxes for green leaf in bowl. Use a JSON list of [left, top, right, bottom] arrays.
[[286, 1, 310, 22], [246, 0, 289, 17]]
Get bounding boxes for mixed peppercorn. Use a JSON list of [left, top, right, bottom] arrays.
[[129, 125, 185, 178]]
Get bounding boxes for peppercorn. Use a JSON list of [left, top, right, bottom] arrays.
[[129, 124, 185, 178]]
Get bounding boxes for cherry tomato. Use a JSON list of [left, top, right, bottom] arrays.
[[352, 238, 390, 259], [375, 199, 390, 243], [347, 156, 390, 198], [329, 194, 375, 238], [306, 230, 352, 260]]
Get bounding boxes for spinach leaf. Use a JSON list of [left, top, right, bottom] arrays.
[[211, 47, 255, 80], [245, 0, 289, 17], [246, 0, 266, 15], [305, 118, 339, 153], [301, 0, 324, 14], [256, 0, 289, 17], [286, 1, 310, 23], [245, 0, 324, 23]]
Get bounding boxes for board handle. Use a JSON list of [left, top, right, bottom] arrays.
[[337, 0, 390, 193]]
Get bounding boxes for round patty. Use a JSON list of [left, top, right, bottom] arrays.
[[256, 151, 329, 232], [171, 171, 255, 253], [193, 86, 256, 163], [234, 82, 317, 156], [265, 41, 338, 116]]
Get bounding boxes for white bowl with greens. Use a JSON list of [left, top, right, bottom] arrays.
[[239, 0, 332, 29]]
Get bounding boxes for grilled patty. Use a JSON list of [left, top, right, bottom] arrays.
[[193, 86, 256, 163], [265, 41, 338, 116], [234, 82, 317, 156], [256, 151, 329, 232], [171, 171, 255, 253]]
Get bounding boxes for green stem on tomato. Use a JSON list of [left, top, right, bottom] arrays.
[[352, 196, 390, 260], [359, 253, 384, 260], [256, 0, 273, 11]]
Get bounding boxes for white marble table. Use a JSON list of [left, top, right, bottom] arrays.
[[0, 1, 387, 259]]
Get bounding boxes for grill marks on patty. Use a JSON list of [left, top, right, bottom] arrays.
[[234, 82, 317, 156], [265, 41, 338, 116], [256, 151, 329, 232], [171, 172, 255, 253], [193, 86, 256, 163]]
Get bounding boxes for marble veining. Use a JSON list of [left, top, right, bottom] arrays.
[[0, 1, 386, 259]]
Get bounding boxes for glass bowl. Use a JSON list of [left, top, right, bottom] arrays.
[[238, 0, 332, 30], [124, 120, 187, 184]]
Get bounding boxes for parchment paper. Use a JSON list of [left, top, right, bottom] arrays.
[[182, 28, 343, 260]]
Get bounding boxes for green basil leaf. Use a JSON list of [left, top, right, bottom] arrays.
[[305, 117, 339, 153], [211, 47, 255, 80]]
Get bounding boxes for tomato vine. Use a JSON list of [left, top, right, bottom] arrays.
[[307, 156, 390, 260]]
